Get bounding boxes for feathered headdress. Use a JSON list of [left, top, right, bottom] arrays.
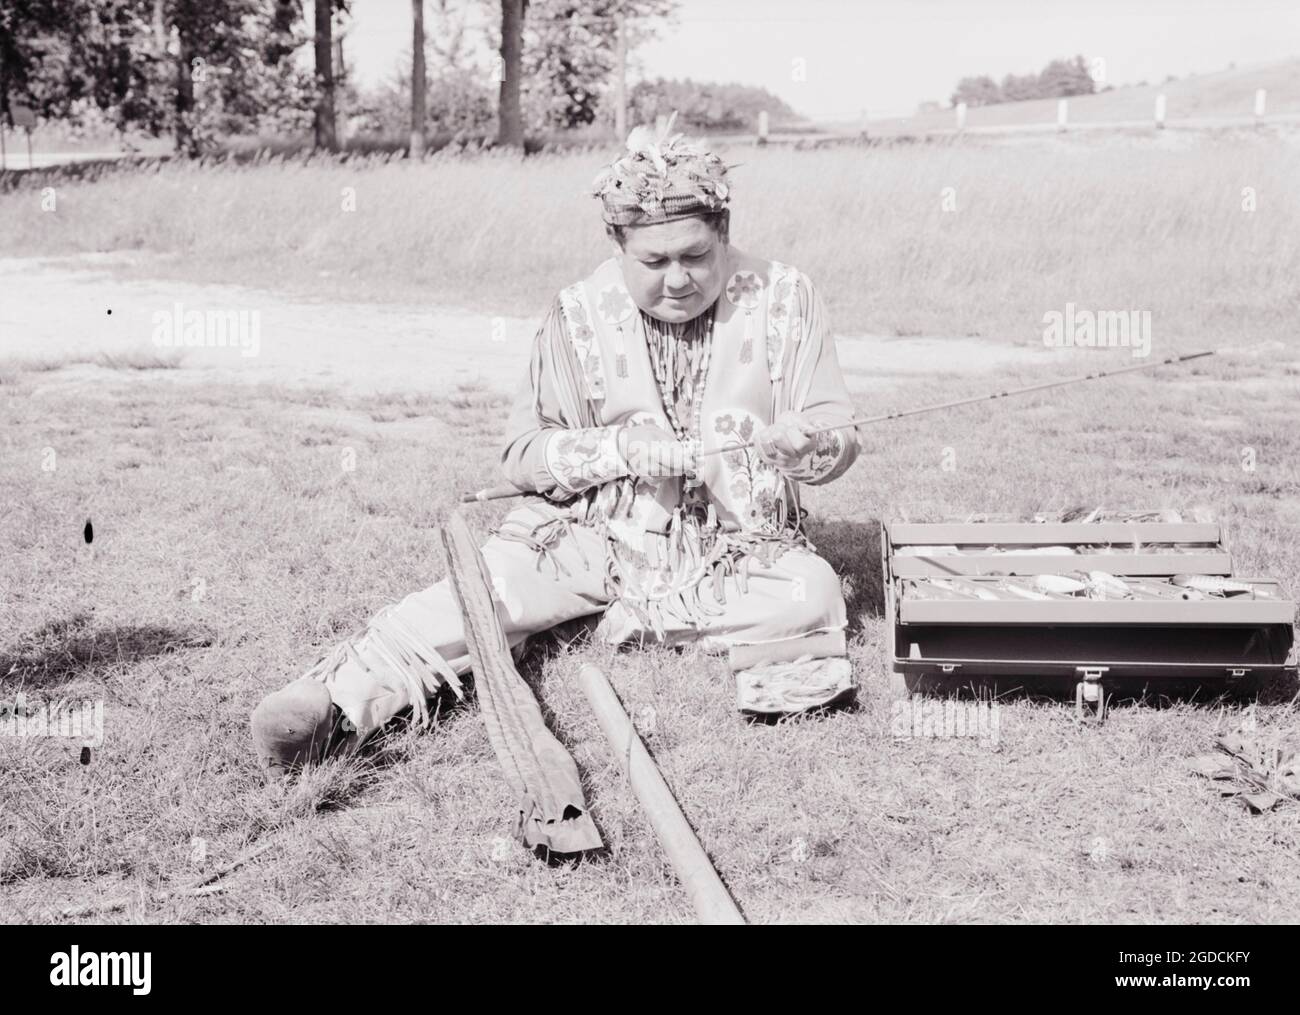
[[591, 112, 732, 227]]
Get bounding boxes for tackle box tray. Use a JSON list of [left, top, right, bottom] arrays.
[[882, 519, 1298, 706]]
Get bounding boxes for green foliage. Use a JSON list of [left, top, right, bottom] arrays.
[[521, 0, 618, 130], [951, 55, 1097, 108], [359, 71, 497, 139], [0, 0, 319, 151], [629, 77, 801, 132], [519, 0, 675, 131], [360, 0, 680, 141], [0, 0, 67, 123]]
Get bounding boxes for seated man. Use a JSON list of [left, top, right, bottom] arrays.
[[251, 120, 862, 777]]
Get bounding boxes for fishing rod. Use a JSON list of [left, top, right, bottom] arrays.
[[461, 347, 1222, 503], [701, 347, 1216, 457]]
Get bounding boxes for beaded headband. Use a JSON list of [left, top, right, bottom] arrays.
[[591, 112, 732, 228]]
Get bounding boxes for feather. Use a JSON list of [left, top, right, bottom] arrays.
[[625, 123, 656, 154]]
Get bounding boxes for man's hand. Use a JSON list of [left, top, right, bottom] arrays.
[[618, 423, 696, 480], [754, 412, 817, 472]]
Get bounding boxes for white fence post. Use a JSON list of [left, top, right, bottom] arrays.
[[1155, 93, 1166, 128], [757, 110, 769, 145], [956, 102, 967, 131], [1254, 88, 1267, 124], [1057, 98, 1068, 131]]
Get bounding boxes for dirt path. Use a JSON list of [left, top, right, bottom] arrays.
[[2, 254, 1055, 396]]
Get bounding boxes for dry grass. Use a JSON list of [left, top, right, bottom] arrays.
[[2, 135, 1297, 348], [0, 350, 185, 374], [2, 342, 1298, 923]]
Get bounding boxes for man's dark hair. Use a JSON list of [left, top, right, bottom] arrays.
[[606, 209, 730, 250]]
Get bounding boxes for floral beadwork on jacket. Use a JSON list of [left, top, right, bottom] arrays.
[[765, 262, 799, 382], [711, 410, 784, 534], [557, 283, 606, 402], [544, 425, 626, 494], [782, 427, 845, 483]]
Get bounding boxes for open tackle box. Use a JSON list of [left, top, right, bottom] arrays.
[[881, 518, 1298, 719]]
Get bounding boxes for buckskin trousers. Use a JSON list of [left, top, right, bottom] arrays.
[[297, 501, 848, 742]]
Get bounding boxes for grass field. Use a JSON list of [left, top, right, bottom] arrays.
[[3, 133, 1300, 923], [3, 132, 1298, 346]]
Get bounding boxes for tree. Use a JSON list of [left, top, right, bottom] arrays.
[[1, 0, 77, 126], [497, 0, 525, 147], [520, 0, 610, 131], [1038, 55, 1096, 98], [313, 0, 336, 149], [2, 1, 318, 154], [949, 56, 1097, 109], [629, 78, 799, 132], [999, 72, 1038, 103], [170, 0, 318, 154], [612, 3, 625, 138], [360, 0, 494, 142], [410, 0, 425, 154], [949, 74, 1000, 108], [377, 0, 676, 145], [426, 0, 491, 134], [520, 0, 676, 133]]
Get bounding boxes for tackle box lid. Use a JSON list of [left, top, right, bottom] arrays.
[[885, 521, 1231, 578], [880, 516, 1297, 681], [882, 517, 1296, 628]]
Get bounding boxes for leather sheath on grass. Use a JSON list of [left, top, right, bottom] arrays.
[[441, 511, 603, 856]]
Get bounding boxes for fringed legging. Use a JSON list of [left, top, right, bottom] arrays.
[[297, 501, 846, 744]]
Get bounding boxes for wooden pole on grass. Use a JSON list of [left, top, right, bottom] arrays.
[[576, 663, 746, 925]]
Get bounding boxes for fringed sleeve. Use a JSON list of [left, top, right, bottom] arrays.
[[500, 295, 619, 498], [782, 272, 861, 485]]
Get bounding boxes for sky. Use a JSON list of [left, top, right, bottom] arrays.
[[339, 0, 1300, 120]]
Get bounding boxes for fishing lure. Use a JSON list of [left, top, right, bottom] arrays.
[[1034, 574, 1087, 596], [996, 580, 1050, 601], [1080, 570, 1132, 600], [988, 545, 1078, 555], [930, 578, 984, 600], [1171, 574, 1266, 598]]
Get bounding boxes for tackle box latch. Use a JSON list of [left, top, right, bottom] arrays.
[[1074, 666, 1110, 723], [1226, 667, 1249, 681], [939, 663, 961, 675]]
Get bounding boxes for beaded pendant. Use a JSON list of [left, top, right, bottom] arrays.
[[597, 284, 637, 378], [725, 270, 762, 365]]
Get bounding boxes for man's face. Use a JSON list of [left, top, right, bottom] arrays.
[[615, 216, 729, 324]]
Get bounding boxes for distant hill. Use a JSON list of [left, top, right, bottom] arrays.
[[840, 58, 1300, 134]]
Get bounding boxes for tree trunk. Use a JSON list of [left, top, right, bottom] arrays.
[[411, 0, 426, 156], [174, 29, 195, 156], [314, 0, 337, 151], [613, 5, 627, 141], [497, 0, 524, 149], [152, 0, 167, 51]]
